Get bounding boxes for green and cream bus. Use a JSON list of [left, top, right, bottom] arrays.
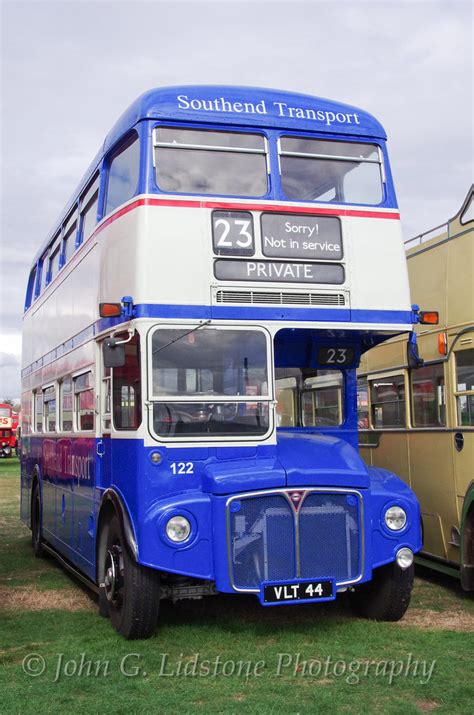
[[358, 186, 474, 588]]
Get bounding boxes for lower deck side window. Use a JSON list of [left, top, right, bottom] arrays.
[[275, 368, 344, 427], [74, 372, 95, 431], [455, 348, 474, 426], [410, 363, 445, 427], [43, 386, 57, 432], [370, 374, 406, 428], [34, 391, 43, 433]]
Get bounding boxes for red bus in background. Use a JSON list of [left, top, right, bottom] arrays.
[[0, 404, 18, 457]]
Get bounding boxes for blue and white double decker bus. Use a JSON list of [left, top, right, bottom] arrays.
[[21, 86, 422, 639]]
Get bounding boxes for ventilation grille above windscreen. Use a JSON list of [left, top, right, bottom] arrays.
[[214, 290, 346, 306]]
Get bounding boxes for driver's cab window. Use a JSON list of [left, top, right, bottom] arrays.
[[113, 334, 142, 430], [275, 376, 297, 427]]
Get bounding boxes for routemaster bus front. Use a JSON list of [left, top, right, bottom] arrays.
[[95, 319, 421, 638], [22, 85, 422, 640]]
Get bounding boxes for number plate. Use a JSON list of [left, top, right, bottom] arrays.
[[260, 579, 335, 605]]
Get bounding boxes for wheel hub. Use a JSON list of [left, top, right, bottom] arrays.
[[104, 545, 123, 603]]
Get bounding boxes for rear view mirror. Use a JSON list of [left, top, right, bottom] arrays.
[[103, 338, 126, 368]]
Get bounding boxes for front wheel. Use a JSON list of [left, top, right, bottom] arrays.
[[350, 561, 414, 621], [100, 514, 161, 639]]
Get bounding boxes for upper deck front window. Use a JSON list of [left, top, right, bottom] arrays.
[[279, 136, 384, 205], [153, 127, 268, 197]]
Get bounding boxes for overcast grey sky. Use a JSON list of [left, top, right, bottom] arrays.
[[0, 0, 472, 400]]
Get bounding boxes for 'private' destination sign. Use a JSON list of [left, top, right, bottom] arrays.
[[214, 259, 344, 284], [261, 214, 342, 261]]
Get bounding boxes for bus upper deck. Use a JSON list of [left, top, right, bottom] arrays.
[[23, 87, 410, 368], [21, 87, 421, 638]]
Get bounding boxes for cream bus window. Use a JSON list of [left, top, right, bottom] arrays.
[[455, 349, 474, 427], [410, 364, 445, 427], [370, 374, 406, 428], [460, 194, 474, 225]]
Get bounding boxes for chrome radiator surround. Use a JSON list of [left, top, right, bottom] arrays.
[[226, 487, 364, 593]]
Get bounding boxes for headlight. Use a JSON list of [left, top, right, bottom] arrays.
[[384, 506, 407, 531], [166, 516, 191, 542]]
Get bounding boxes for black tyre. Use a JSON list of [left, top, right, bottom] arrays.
[[100, 514, 160, 639], [31, 482, 44, 558], [350, 561, 414, 621]]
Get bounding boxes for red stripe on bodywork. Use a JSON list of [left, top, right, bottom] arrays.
[[94, 196, 400, 238]]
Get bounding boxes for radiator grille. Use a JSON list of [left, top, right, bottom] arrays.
[[230, 496, 296, 589], [298, 493, 359, 581], [215, 290, 346, 306], [228, 491, 361, 590]]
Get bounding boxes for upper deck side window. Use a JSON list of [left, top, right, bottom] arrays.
[[105, 132, 140, 216], [279, 136, 384, 205], [47, 243, 61, 285], [39, 250, 50, 294], [62, 207, 78, 264], [79, 173, 99, 244], [24, 265, 37, 310], [153, 127, 268, 198]]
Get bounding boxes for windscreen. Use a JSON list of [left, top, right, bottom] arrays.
[[150, 327, 270, 438]]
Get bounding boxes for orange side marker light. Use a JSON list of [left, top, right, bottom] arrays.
[[419, 311, 439, 325], [99, 303, 122, 318], [438, 332, 448, 355]]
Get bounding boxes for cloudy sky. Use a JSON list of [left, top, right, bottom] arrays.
[[0, 0, 472, 400]]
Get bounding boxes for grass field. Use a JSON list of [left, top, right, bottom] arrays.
[[1, 458, 473, 714]]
